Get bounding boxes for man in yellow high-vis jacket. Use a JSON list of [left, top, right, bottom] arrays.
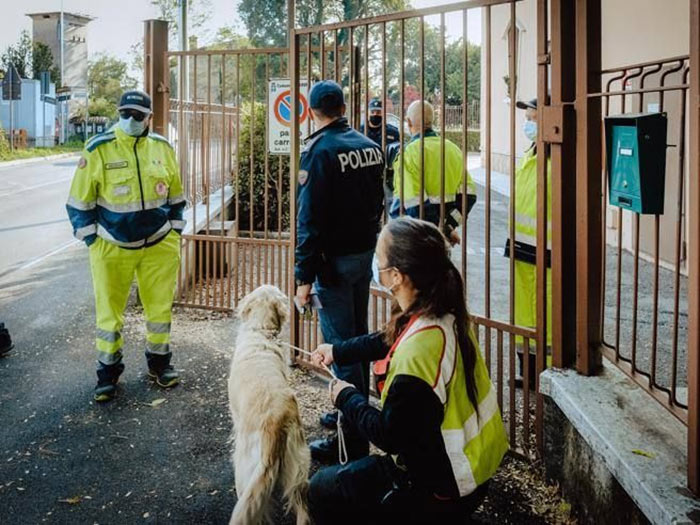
[[507, 98, 552, 388], [389, 100, 477, 243], [66, 90, 186, 402]]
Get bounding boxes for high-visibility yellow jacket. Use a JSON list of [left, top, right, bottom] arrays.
[[66, 126, 186, 249], [511, 147, 552, 346], [391, 129, 476, 211], [381, 314, 509, 497]]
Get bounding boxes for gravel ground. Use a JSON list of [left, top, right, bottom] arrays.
[[0, 289, 574, 524]]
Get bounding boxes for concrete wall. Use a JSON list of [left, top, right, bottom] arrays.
[[486, 0, 691, 269], [30, 13, 91, 90], [0, 79, 57, 146]]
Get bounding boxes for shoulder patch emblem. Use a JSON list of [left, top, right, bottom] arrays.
[[78, 157, 87, 169], [298, 170, 308, 185], [155, 181, 168, 196]]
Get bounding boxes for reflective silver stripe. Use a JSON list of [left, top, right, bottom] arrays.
[[67, 196, 96, 211], [96, 222, 171, 248], [97, 328, 121, 343], [146, 322, 171, 334], [147, 342, 170, 355], [96, 197, 168, 213], [75, 224, 97, 240], [170, 219, 186, 230], [514, 231, 552, 251], [147, 222, 172, 243], [168, 195, 186, 206], [144, 198, 168, 210], [400, 195, 459, 209], [97, 224, 146, 248], [97, 349, 123, 366], [97, 198, 141, 213]]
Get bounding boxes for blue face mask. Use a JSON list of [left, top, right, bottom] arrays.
[[119, 116, 148, 137], [523, 120, 537, 142], [372, 254, 394, 295]]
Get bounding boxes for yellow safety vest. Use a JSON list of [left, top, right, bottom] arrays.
[[66, 126, 186, 249], [392, 130, 476, 208], [512, 147, 552, 346], [381, 314, 509, 497]]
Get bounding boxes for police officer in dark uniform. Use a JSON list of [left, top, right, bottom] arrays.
[[359, 98, 400, 147], [360, 98, 400, 211], [295, 81, 385, 463]]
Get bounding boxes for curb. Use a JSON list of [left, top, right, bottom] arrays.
[[0, 152, 81, 170]]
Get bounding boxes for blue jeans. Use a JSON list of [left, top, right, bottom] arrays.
[[315, 249, 374, 398]]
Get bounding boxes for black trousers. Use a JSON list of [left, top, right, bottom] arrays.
[[309, 455, 489, 525]]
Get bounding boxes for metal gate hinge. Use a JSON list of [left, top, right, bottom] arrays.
[[537, 53, 551, 65], [541, 105, 566, 144]]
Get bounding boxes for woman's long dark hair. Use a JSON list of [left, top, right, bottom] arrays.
[[383, 217, 479, 413]]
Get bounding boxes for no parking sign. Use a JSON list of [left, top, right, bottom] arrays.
[[268, 78, 312, 155]]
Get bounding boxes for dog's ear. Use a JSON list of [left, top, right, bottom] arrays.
[[236, 290, 259, 322]]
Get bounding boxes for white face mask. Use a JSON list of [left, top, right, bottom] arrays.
[[119, 116, 148, 137], [372, 254, 394, 295], [523, 120, 537, 142]]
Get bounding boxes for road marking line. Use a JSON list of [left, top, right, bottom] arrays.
[[0, 176, 73, 198]]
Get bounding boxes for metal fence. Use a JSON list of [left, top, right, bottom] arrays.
[[288, 0, 545, 456], [166, 47, 294, 311], [597, 56, 690, 422]]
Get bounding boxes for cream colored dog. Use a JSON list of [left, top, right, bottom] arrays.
[[228, 285, 310, 525]]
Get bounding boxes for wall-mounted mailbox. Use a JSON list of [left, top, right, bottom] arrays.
[[604, 112, 667, 215]]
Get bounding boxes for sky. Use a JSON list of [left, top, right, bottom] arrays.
[[0, 0, 482, 66]]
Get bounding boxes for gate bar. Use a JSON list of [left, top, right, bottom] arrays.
[[687, 0, 700, 495]]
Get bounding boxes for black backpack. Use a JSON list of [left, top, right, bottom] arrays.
[[0, 323, 13, 355]]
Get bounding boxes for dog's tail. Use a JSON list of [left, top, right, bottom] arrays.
[[230, 411, 290, 525]]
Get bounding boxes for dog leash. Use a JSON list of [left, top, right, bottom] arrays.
[[280, 341, 349, 465]]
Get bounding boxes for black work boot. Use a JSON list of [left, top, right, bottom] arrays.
[[145, 352, 180, 388], [319, 411, 338, 430], [309, 435, 369, 464], [514, 351, 537, 391], [0, 323, 14, 357], [94, 361, 125, 402]]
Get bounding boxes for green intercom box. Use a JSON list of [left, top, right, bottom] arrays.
[[604, 112, 667, 215]]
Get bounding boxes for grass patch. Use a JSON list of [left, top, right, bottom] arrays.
[[0, 143, 83, 162]]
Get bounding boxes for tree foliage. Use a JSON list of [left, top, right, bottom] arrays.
[[238, 0, 409, 48], [88, 53, 137, 119], [1, 31, 61, 85]]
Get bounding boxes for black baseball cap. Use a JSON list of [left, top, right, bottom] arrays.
[[516, 98, 537, 110], [118, 90, 152, 114], [309, 80, 344, 112]]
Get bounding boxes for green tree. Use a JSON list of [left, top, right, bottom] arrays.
[[88, 53, 137, 119], [31, 42, 60, 85], [238, 0, 408, 48], [1, 31, 33, 79]]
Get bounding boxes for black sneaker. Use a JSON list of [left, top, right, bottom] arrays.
[[148, 365, 180, 388], [0, 323, 14, 357], [319, 411, 338, 430], [309, 436, 369, 464]]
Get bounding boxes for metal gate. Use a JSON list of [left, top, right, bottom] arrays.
[[288, 0, 547, 457], [165, 47, 294, 311]]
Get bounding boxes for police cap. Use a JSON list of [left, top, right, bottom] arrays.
[[118, 90, 152, 114], [309, 80, 344, 112], [515, 98, 537, 110], [369, 98, 382, 110]]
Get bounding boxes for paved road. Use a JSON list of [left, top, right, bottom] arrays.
[[0, 157, 79, 279]]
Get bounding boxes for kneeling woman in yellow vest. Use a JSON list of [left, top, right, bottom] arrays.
[[309, 217, 508, 525]]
